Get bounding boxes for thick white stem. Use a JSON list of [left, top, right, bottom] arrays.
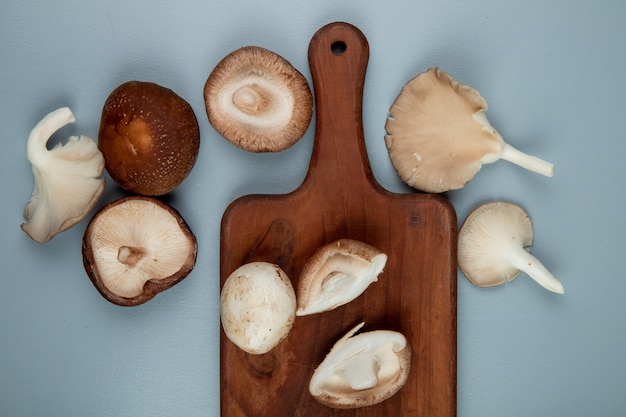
[[508, 247, 564, 294], [500, 143, 554, 177]]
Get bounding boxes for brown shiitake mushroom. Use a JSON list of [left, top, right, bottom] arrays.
[[98, 81, 200, 196], [82, 196, 197, 306], [204, 46, 313, 152]]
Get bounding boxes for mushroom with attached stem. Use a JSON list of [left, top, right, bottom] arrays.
[[309, 322, 411, 409], [21, 107, 105, 243], [385, 67, 554, 193], [295, 239, 388, 316], [458, 201, 564, 294], [82, 196, 198, 306], [204, 45, 313, 152]]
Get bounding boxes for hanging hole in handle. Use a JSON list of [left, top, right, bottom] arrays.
[[331, 41, 347, 56]]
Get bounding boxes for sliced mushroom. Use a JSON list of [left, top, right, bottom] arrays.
[[220, 262, 296, 354], [21, 107, 105, 243], [82, 196, 197, 306], [204, 46, 313, 152], [309, 322, 411, 409], [458, 201, 564, 294], [296, 239, 387, 316], [385, 67, 554, 192], [98, 80, 200, 196]]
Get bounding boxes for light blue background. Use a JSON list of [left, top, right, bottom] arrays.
[[1, 1, 625, 416]]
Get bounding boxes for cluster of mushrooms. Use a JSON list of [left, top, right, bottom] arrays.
[[220, 239, 412, 409], [20, 46, 317, 306], [386, 67, 564, 294], [19, 33, 564, 413]]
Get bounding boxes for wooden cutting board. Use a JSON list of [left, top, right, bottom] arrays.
[[220, 21, 457, 417]]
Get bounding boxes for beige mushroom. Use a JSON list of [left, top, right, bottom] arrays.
[[220, 262, 296, 354], [309, 322, 411, 409], [21, 107, 105, 243], [82, 196, 198, 306], [296, 239, 388, 316], [385, 67, 554, 193], [204, 46, 313, 152], [458, 201, 564, 294]]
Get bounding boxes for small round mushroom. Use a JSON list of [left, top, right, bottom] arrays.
[[458, 201, 564, 294], [21, 107, 105, 243], [204, 46, 313, 152], [82, 196, 198, 306], [309, 322, 411, 409], [296, 239, 388, 316], [385, 67, 554, 193], [220, 262, 296, 354], [98, 80, 200, 196]]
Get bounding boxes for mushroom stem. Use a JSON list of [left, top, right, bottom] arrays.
[[500, 143, 554, 177], [118, 245, 147, 268], [507, 247, 564, 294]]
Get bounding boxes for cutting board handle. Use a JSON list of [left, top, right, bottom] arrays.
[[304, 22, 377, 192]]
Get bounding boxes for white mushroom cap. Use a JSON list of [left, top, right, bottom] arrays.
[[296, 239, 387, 316], [21, 107, 105, 243], [82, 196, 197, 306], [220, 262, 296, 354], [309, 322, 411, 409], [204, 46, 313, 152], [385, 67, 554, 192], [458, 201, 564, 294]]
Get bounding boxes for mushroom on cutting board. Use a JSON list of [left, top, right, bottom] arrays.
[[98, 81, 200, 196], [385, 67, 554, 193], [458, 201, 564, 294], [295, 239, 388, 316], [220, 262, 296, 354], [21, 107, 105, 243], [309, 322, 411, 409], [82, 196, 198, 306], [204, 46, 313, 152]]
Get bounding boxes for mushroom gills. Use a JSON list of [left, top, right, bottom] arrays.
[[458, 201, 564, 294], [83, 197, 197, 303], [296, 239, 388, 316], [204, 45, 313, 152], [385, 67, 554, 193], [309, 322, 411, 409]]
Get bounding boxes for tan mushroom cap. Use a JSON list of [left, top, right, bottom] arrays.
[[309, 322, 411, 409], [385, 67, 554, 193], [204, 46, 313, 152], [458, 201, 564, 294], [82, 196, 198, 306], [296, 239, 387, 316]]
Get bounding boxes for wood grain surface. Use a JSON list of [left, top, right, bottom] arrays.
[[220, 21, 457, 417]]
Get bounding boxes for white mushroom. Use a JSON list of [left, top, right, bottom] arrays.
[[21, 107, 105, 243], [458, 201, 564, 294], [385, 67, 554, 193], [296, 239, 388, 316], [82, 196, 198, 306], [220, 262, 296, 354], [204, 46, 313, 152], [309, 322, 411, 409]]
